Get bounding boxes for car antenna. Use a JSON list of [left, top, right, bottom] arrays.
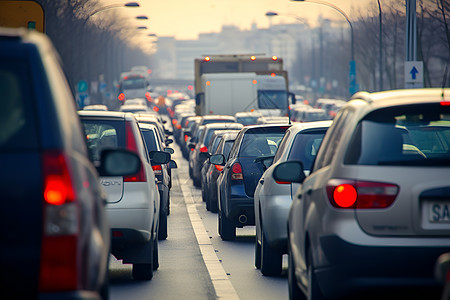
[[442, 60, 449, 100]]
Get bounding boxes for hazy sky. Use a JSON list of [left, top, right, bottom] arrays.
[[101, 0, 376, 40]]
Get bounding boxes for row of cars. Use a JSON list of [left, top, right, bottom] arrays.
[[169, 88, 450, 299], [0, 27, 178, 299]]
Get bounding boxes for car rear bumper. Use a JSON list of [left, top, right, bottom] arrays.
[[314, 234, 446, 298], [224, 196, 255, 227]]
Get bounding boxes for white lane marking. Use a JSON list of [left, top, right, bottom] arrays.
[[180, 183, 239, 300]]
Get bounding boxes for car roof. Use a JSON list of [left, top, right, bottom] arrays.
[[78, 110, 135, 120], [201, 115, 236, 120], [203, 122, 243, 129], [350, 88, 450, 108], [286, 120, 333, 134]]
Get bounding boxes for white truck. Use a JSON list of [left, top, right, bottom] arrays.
[[200, 72, 257, 115], [199, 72, 291, 116]]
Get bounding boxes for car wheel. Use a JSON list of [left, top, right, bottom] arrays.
[[158, 209, 168, 240], [219, 209, 235, 241], [193, 176, 201, 187], [261, 230, 282, 276], [132, 263, 153, 280], [307, 249, 325, 300], [288, 244, 306, 300], [132, 241, 154, 280], [153, 238, 159, 271], [255, 236, 261, 269], [210, 196, 218, 213], [100, 260, 110, 300], [167, 193, 170, 216]]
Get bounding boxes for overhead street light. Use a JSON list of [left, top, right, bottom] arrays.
[[89, 2, 140, 18], [136, 15, 148, 20], [147, 33, 157, 37], [291, 0, 358, 95], [137, 26, 147, 30]]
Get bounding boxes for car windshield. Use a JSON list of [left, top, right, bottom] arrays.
[[257, 90, 288, 109], [344, 104, 450, 166], [81, 120, 124, 162]]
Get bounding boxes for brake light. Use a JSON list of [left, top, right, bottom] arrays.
[[124, 122, 146, 182], [441, 101, 450, 106], [184, 135, 188, 142], [39, 150, 79, 291], [176, 124, 182, 129], [275, 180, 290, 185], [215, 165, 224, 172], [200, 146, 208, 153], [152, 164, 162, 175], [172, 119, 177, 125], [231, 162, 243, 180], [118, 93, 125, 101], [326, 179, 399, 209]]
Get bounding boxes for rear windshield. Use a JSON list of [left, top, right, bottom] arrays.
[[344, 103, 450, 166], [288, 131, 326, 171], [80, 119, 125, 162], [239, 126, 289, 157], [202, 119, 236, 125], [0, 59, 38, 150]]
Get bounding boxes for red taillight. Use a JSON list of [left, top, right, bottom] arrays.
[[118, 93, 125, 101], [326, 179, 399, 209], [39, 150, 79, 292], [184, 135, 188, 142], [145, 92, 152, 101], [231, 163, 243, 180], [124, 122, 146, 182], [200, 146, 208, 153], [176, 124, 182, 129], [42, 151, 76, 205], [215, 165, 224, 172], [441, 101, 450, 106], [153, 106, 159, 112], [152, 164, 162, 174], [172, 119, 177, 125], [275, 180, 290, 185]]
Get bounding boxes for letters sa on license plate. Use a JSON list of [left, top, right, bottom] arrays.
[[429, 202, 450, 223]]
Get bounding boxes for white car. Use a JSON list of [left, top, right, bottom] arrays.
[[254, 121, 332, 276], [79, 111, 170, 281]]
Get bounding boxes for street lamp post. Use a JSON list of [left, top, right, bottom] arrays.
[[291, 0, 357, 95]]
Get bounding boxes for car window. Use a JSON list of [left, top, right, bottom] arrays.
[[314, 108, 352, 170], [0, 59, 38, 150], [273, 130, 291, 163], [344, 104, 450, 166], [287, 131, 326, 171], [81, 120, 125, 162], [141, 129, 159, 151]]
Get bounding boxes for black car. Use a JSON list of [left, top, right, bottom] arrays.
[[139, 123, 177, 240], [203, 131, 239, 213]]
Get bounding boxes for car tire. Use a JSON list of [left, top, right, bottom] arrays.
[[255, 236, 261, 269], [307, 249, 325, 300], [132, 241, 154, 280], [167, 193, 170, 216], [210, 197, 218, 213], [288, 244, 306, 300], [261, 229, 282, 276], [132, 263, 153, 281], [153, 238, 159, 271], [219, 209, 235, 241], [158, 209, 167, 240]]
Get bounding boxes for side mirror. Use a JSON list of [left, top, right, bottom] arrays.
[[200, 152, 211, 159], [149, 150, 171, 165], [272, 161, 306, 183], [169, 160, 178, 169], [289, 92, 296, 105], [164, 147, 174, 154], [165, 138, 174, 145], [98, 149, 141, 176], [184, 130, 192, 137], [209, 154, 225, 166], [188, 143, 196, 150], [165, 129, 173, 136]]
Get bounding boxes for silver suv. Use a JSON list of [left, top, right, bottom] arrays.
[[274, 89, 450, 299]]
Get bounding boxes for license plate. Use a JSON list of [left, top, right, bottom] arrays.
[[429, 202, 450, 223]]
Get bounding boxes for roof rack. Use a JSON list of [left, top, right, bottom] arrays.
[[350, 91, 373, 103]]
